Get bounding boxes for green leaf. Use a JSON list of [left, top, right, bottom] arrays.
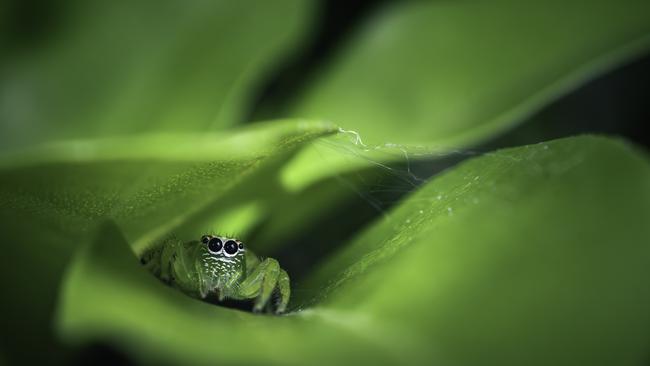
[[0, 0, 313, 152], [291, 1, 650, 147], [56, 135, 650, 365], [0, 119, 335, 249], [0, 119, 335, 363], [279, 0, 650, 190]]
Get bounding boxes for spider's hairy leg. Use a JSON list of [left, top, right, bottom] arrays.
[[244, 250, 260, 275], [173, 240, 206, 297], [237, 258, 280, 312], [141, 246, 162, 275], [276, 269, 290, 313], [159, 240, 178, 283], [141, 237, 179, 281]]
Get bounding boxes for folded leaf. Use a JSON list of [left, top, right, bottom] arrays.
[[0, 119, 335, 363], [57, 135, 650, 365], [282, 0, 650, 190], [292, 1, 650, 147]]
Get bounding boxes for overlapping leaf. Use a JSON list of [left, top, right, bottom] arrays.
[[254, 0, 650, 254], [57, 136, 650, 365], [0, 119, 335, 363], [282, 0, 650, 190]]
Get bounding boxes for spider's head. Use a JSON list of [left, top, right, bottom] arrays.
[[201, 235, 245, 257], [198, 234, 246, 292]]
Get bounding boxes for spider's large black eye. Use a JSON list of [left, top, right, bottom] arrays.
[[224, 240, 238, 255], [207, 237, 222, 253]]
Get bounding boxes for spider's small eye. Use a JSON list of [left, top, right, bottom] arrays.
[[207, 237, 222, 253], [224, 240, 238, 255], [201, 235, 210, 244], [238, 243, 244, 250]]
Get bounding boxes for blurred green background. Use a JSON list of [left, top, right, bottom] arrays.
[[1, 0, 650, 365]]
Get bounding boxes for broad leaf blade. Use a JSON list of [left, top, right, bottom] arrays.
[[0, 119, 335, 363], [0, 0, 313, 152], [0, 119, 335, 249], [279, 0, 650, 190], [291, 1, 650, 147], [58, 222, 387, 365], [57, 135, 650, 365]]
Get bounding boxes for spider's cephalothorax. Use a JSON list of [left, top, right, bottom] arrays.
[[141, 234, 290, 313]]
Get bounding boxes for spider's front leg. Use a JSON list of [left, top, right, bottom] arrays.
[[236, 258, 291, 313]]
